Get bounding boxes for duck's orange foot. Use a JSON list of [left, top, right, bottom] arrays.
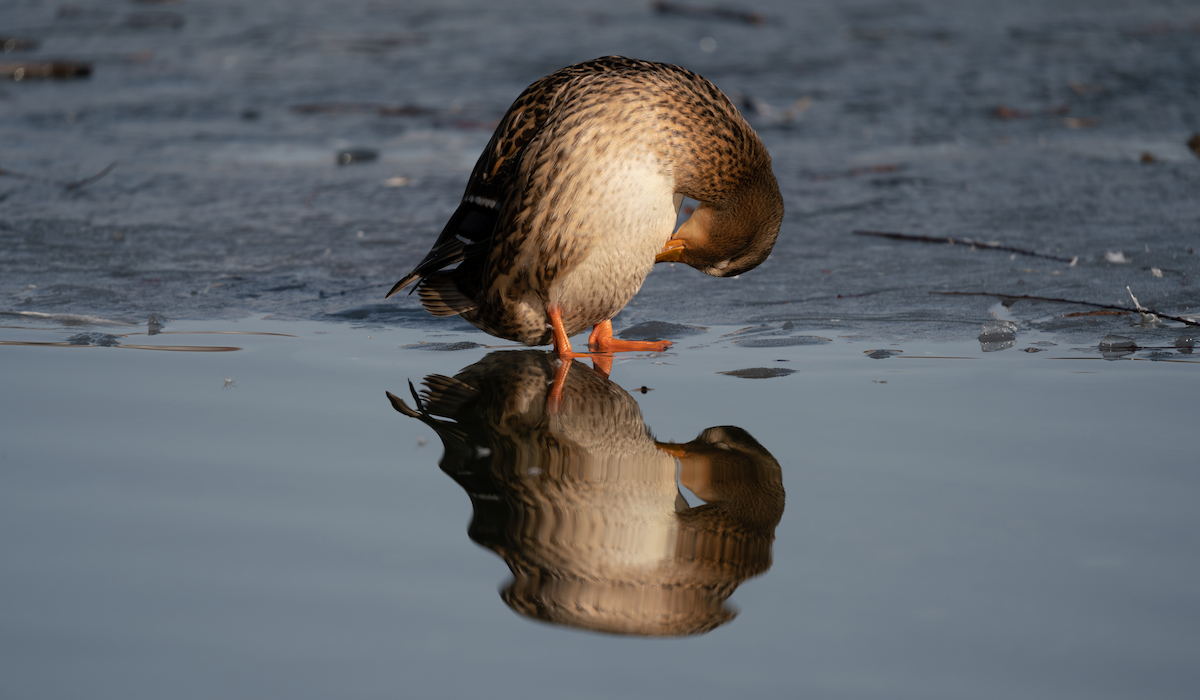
[[587, 320, 672, 354]]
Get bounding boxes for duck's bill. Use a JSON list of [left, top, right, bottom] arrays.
[[655, 239, 686, 263]]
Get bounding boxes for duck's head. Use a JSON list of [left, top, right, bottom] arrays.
[[657, 165, 784, 277]]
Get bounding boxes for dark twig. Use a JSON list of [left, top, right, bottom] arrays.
[[1, 161, 116, 190], [652, 1, 766, 25], [1, 60, 91, 80], [0, 166, 40, 182], [854, 230, 1076, 263], [931, 291, 1199, 327], [64, 162, 116, 190]]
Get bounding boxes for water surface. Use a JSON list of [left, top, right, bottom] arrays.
[[2, 318, 1197, 699]]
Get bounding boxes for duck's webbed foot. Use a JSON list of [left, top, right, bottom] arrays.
[[587, 319, 672, 354], [587, 320, 670, 380]]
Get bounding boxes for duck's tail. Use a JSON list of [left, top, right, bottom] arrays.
[[415, 272, 478, 317], [384, 273, 420, 299]]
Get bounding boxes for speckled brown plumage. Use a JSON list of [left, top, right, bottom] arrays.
[[387, 56, 784, 348]]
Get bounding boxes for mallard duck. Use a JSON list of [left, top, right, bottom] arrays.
[[387, 55, 783, 365]]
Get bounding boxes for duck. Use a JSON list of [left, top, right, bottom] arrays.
[[386, 56, 784, 400]]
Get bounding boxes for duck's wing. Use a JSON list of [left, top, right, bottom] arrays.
[[384, 70, 578, 308], [384, 196, 498, 307]]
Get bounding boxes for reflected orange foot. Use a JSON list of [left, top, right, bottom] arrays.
[[547, 306, 589, 413]]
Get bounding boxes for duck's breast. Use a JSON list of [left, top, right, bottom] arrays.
[[544, 146, 677, 337]]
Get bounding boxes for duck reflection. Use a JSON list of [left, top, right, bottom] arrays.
[[386, 350, 784, 637]]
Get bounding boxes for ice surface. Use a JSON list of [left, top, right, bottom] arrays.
[[736, 336, 832, 347], [2, 0, 1197, 346], [399, 341, 484, 351], [617, 321, 708, 341]]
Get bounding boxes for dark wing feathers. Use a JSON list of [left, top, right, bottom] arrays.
[[385, 69, 585, 307], [385, 199, 499, 299]]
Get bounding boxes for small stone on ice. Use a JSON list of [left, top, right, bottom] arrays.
[[337, 148, 378, 166], [865, 349, 901, 359], [718, 367, 797, 379], [978, 321, 1017, 342], [1098, 334, 1136, 350], [66, 332, 120, 347]]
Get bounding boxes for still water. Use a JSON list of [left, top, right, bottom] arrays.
[[2, 317, 1197, 699]]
